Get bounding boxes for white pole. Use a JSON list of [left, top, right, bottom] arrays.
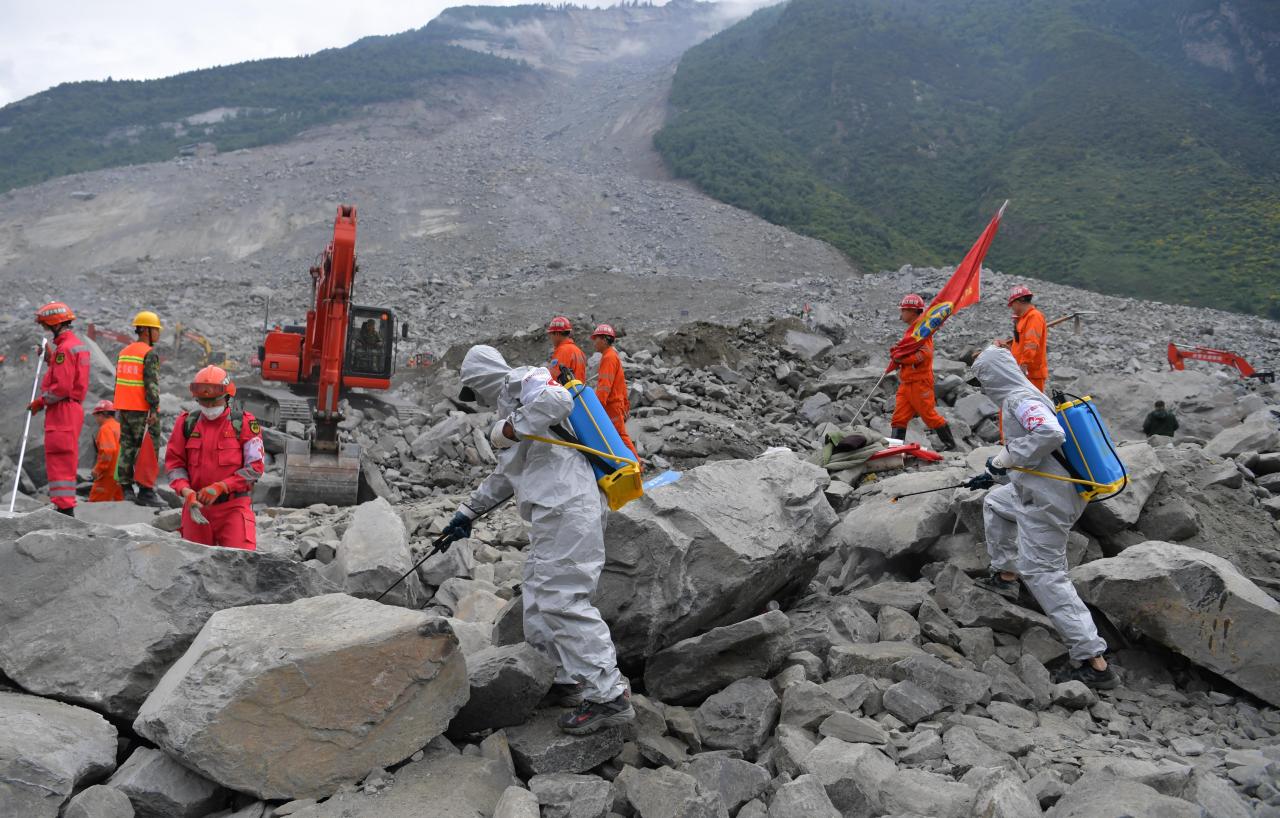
[[9, 338, 48, 513], [851, 370, 888, 423]]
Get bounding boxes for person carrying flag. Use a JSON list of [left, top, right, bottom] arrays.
[[890, 294, 957, 451]]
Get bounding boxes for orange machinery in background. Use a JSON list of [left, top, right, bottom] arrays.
[[1167, 342, 1273, 383]]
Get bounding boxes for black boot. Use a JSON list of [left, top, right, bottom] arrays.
[[55, 505, 75, 517], [1053, 659, 1120, 690], [936, 423, 957, 451], [558, 693, 635, 735], [890, 427, 907, 441], [122, 484, 136, 502], [134, 487, 167, 508]]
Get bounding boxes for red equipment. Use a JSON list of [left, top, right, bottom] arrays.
[[258, 205, 398, 505], [1167, 343, 1273, 383]]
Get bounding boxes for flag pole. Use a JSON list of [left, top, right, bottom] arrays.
[[851, 370, 888, 423]]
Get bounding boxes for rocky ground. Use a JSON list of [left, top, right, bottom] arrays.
[[2, 3, 1280, 817]]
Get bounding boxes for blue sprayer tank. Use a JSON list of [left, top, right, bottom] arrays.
[[563, 380, 643, 510], [1054, 394, 1127, 502]]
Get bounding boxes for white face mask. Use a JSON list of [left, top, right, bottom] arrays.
[[200, 404, 226, 421]]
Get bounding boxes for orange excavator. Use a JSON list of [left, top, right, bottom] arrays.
[[1167, 342, 1274, 383], [251, 205, 400, 506]]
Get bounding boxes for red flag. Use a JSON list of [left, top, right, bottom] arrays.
[[888, 200, 1008, 371]]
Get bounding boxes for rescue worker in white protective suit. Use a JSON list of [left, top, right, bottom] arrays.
[[969, 346, 1119, 690], [443, 345, 635, 734]]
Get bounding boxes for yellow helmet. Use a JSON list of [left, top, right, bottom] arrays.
[[132, 310, 162, 330]]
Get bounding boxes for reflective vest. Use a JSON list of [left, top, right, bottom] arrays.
[[114, 341, 152, 411]]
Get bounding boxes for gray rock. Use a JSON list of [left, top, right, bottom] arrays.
[[638, 733, 691, 768], [799, 737, 895, 816], [880, 768, 975, 818], [320, 497, 423, 607], [1204, 420, 1280, 459], [1051, 680, 1097, 710], [491, 595, 525, 646], [950, 714, 1034, 755], [817, 711, 889, 745], [890, 654, 990, 706], [969, 769, 1044, 817], [933, 564, 1054, 635], [409, 414, 473, 460], [900, 729, 945, 763], [645, 610, 793, 705], [1045, 774, 1204, 818], [782, 330, 834, 361], [694, 678, 779, 758], [1080, 442, 1165, 535], [983, 657, 1037, 707], [780, 680, 841, 730], [955, 626, 995, 666], [1072, 541, 1280, 706], [1020, 626, 1068, 667], [1136, 498, 1200, 542], [507, 710, 627, 777], [134, 594, 467, 800], [493, 786, 540, 818], [1016, 654, 1054, 711], [767, 774, 840, 818], [598, 452, 837, 662], [771, 724, 817, 778], [448, 643, 556, 735], [679, 754, 769, 814], [107, 748, 227, 818], [876, 605, 922, 644], [852, 580, 934, 614], [530, 773, 616, 818], [942, 725, 1017, 772], [1185, 772, 1253, 818], [786, 595, 880, 658], [0, 531, 333, 719], [0, 692, 118, 818], [882, 680, 945, 725], [616, 765, 729, 818], [954, 392, 1001, 428], [1079, 758, 1193, 798], [62, 785, 136, 818], [827, 641, 925, 679], [825, 469, 965, 559], [286, 745, 515, 818]]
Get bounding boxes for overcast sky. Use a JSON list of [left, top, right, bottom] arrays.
[[0, 0, 632, 107]]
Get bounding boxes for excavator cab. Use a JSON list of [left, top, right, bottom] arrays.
[[343, 306, 396, 384]]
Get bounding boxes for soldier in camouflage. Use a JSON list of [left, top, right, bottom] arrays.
[[114, 311, 166, 507]]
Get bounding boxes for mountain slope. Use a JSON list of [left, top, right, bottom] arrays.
[[0, 28, 522, 193], [655, 0, 1280, 317]]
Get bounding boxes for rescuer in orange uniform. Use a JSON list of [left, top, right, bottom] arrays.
[[114, 310, 166, 507], [890, 294, 957, 451], [28, 302, 91, 515], [165, 366, 264, 550], [547, 316, 587, 383], [589, 324, 638, 458], [997, 285, 1049, 392], [89, 400, 124, 502]]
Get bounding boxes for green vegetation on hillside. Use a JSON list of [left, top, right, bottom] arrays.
[[0, 28, 522, 193], [655, 0, 1280, 317]]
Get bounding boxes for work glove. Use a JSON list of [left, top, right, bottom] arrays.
[[182, 488, 211, 525], [27, 397, 45, 414], [490, 418, 517, 450], [441, 509, 474, 547], [985, 452, 1010, 477], [966, 473, 996, 491], [196, 481, 229, 505]]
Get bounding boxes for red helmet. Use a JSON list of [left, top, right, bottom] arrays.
[[92, 399, 115, 415], [1007, 285, 1033, 306], [191, 365, 236, 399], [36, 302, 75, 327], [590, 323, 617, 339], [547, 316, 572, 334], [899, 294, 925, 311]]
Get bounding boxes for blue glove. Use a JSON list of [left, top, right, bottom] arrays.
[[441, 511, 473, 545], [966, 473, 996, 491], [985, 456, 1009, 477]]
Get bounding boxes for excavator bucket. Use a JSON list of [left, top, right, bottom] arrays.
[[281, 438, 361, 507]]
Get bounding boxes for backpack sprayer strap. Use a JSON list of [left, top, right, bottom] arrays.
[[1009, 466, 1108, 489]]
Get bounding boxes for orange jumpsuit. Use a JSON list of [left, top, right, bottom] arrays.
[[1011, 306, 1048, 392], [891, 336, 947, 430], [89, 418, 124, 502], [165, 408, 264, 550], [595, 345, 637, 458], [550, 339, 587, 384], [39, 330, 91, 510]]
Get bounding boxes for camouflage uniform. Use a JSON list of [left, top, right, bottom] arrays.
[[117, 349, 161, 487]]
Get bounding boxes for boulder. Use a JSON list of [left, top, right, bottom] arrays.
[[882, 680, 944, 725], [134, 594, 468, 800], [933, 564, 1054, 635], [506, 710, 627, 777], [107, 748, 227, 818], [62, 785, 136, 818], [800, 737, 895, 815], [782, 330, 833, 361], [880, 768, 975, 818], [72, 501, 161, 527], [644, 610, 793, 704], [694, 678, 780, 758], [1136, 498, 1200, 542], [825, 468, 966, 559], [320, 498, 423, 607], [890, 654, 990, 706], [598, 451, 837, 661], [850, 580, 933, 614], [1046, 774, 1204, 818], [1080, 442, 1165, 535], [529, 773, 616, 818], [1071, 542, 1280, 707], [617, 766, 729, 818], [954, 392, 1000, 428], [767, 774, 840, 818], [0, 692, 118, 818], [785, 594, 879, 658], [679, 754, 770, 814], [826, 641, 925, 679], [409, 414, 474, 460], [1204, 420, 1280, 459], [0, 531, 333, 719], [448, 643, 556, 736], [494, 786, 541, 818]]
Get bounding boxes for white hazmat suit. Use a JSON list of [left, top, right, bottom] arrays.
[[971, 346, 1107, 662], [459, 345, 626, 703]]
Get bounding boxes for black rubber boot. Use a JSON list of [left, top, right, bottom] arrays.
[[55, 506, 75, 517], [1053, 659, 1120, 690], [134, 487, 167, 508], [890, 427, 907, 441], [936, 423, 957, 451], [121, 484, 136, 503]]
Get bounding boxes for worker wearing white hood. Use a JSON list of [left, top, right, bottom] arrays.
[[446, 345, 633, 734], [970, 346, 1117, 689]]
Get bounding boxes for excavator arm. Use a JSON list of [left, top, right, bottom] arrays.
[[1168, 343, 1274, 382]]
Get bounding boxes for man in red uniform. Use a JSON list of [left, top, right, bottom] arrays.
[[547, 316, 587, 383], [890, 294, 957, 451], [27, 302, 91, 515], [996, 285, 1049, 392], [165, 365, 264, 550], [589, 324, 638, 459], [89, 400, 124, 502]]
